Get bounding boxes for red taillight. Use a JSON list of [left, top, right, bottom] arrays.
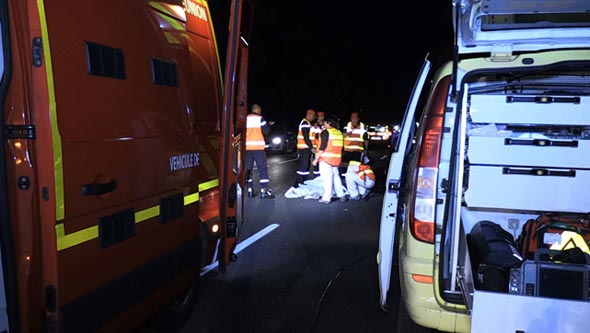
[[410, 77, 449, 244]]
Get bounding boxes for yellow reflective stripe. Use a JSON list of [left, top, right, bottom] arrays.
[[135, 206, 160, 223], [202, 0, 223, 93], [55, 179, 218, 251], [198, 179, 218, 192], [37, 0, 65, 221], [56, 223, 98, 251], [184, 192, 199, 205]]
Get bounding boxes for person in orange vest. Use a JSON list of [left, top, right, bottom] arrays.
[[245, 104, 275, 199], [312, 114, 347, 204], [294, 108, 316, 188], [310, 111, 325, 179], [345, 160, 376, 200], [342, 111, 368, 173]]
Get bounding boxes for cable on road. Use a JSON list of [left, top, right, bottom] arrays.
[[307, 256, 365, 333]]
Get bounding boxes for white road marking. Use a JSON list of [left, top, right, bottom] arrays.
[[278, 156, 298, 164], [200, 223, 280, 276]]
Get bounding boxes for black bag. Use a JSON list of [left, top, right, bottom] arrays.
[[468, 220, 523, 292]]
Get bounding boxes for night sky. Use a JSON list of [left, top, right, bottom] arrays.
[[212, 1, 453, 129]]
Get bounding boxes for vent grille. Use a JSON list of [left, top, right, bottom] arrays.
[[151, 58, 178, 87], [160, 193, 184, 224], [99, 209, 135, 248], [86, 41, 126, 79]]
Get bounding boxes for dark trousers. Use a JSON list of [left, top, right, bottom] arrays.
[[246, 150, 269, 190], [295, 148, 312, 186]]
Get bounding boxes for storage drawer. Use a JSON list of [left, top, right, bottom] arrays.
[[464, 165, 590, 212], [468, 136, 590, 169], [469, 95, 590, 125]]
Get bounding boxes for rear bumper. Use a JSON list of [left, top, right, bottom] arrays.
[[399, 253, 470, 333]]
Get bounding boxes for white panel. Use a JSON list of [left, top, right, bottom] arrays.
[[468, 136, 590, 169], [469, 95, 590, 125], [471, 290, 590, 333], [465, 165, 590, 212]]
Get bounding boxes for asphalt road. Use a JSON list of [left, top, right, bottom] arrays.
[[144, 148, 404, 333]]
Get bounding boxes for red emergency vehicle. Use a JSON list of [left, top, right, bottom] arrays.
[[0, 0, 250, 331]]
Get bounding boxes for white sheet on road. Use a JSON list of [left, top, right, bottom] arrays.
[[283, 177, 348, 199]]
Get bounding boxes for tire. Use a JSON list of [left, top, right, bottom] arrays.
[[145, 225, 207, 330], [146, 279, 200, 330]]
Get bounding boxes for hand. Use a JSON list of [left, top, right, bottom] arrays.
[[311, 148, 317, 154], [312, 159, 318, 166], [269, 120, 275, 125]]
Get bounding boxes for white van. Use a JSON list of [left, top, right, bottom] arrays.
[[377, 0, 590, 332]]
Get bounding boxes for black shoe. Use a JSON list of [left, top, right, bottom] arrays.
[[260, 190, 275, 199]]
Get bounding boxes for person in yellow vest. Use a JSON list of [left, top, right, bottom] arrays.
[[310, 111, 325, 179], [342, 111, 368, 172], [294, 108, 316, 188], [312, 114, 347, 204], [345, 160, 376, 200], [245, 104, 275, 199]]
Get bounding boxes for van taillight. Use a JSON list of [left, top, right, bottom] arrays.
[[410, 77, 448, 244]]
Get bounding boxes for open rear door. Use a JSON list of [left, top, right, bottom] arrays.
[[378, 59, 431, 310], [218, 0, 251, 271]]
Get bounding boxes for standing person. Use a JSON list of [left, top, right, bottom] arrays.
[[245, 104, 275, 199], [342, 111, 368, 171], [312, 114, 347, 204], [345, 160, 376, 200], [294, 109, 316, 188], [310, 111, 326, 179]]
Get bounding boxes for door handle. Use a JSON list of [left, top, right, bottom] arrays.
[[81, 180, 117, 196]]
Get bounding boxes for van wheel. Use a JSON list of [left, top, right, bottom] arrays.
[[145, 232, 205, 330], [147, 278, 200, 330]]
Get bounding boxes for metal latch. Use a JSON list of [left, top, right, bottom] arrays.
[[388, 179, 400, 193], [490, 44, 514, 62], [6, 125, 35, 139]]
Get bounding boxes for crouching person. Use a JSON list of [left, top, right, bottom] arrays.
[[345, 160, 375, 200]]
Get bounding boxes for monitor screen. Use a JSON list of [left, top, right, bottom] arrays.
[[538, 266, 585, 300]]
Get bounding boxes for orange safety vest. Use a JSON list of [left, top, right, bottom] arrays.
[[297, 118, 314, 150], [357, 164, 376, 181], [311, 123, 323, 149], [246, 114, 266, 150], [319, 128, 343, 167], [344, 121, 366, 152]]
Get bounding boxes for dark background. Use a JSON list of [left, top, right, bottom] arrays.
[[211, 1, 454, 129]]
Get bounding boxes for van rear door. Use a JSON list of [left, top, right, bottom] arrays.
[[378, 60, 431, 309], [454, 0, 590, 55]]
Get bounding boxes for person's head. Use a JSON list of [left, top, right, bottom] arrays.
[[251, 104, 262, 114], [317, 111, 325, 124], [305, 109, 316, 121], [350, 111, 360, 126], [324, 114, 339, 129]]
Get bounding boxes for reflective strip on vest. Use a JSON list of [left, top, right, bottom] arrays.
[[311, 125, 323, 149], [344, 122, 366, 152], [246, 114, 266, 150], [297, 118, 313, 149], [358, 165, 376, 181]]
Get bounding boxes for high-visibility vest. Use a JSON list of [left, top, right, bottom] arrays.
[[311, 123, 323, 149], [344, 121, 366, 152], [246, 114, 266, 150], [357, 164, 376, 181], [320, 128, 343, 167], [297, 118, 314, 150]]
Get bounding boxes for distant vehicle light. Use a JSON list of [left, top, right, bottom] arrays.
[[272, 137, 282, 144]]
